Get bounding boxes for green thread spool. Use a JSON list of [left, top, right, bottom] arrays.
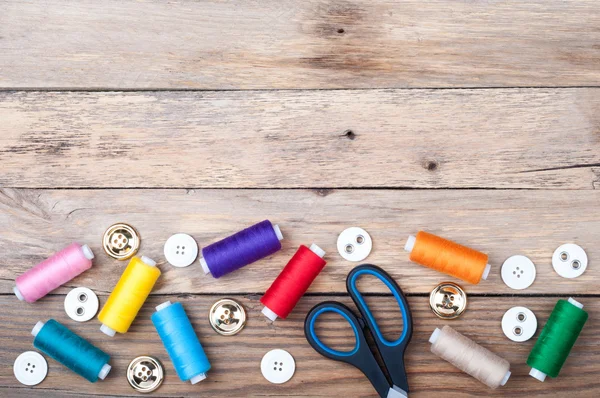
[[527, 298, 588, 381]]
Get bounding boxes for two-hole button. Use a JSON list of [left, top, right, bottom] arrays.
[[502, 306, 537, 342], [64, 287, 99, 322]]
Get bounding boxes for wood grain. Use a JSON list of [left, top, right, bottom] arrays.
[[1, 89, 599, 189], [1, 1, 599, 89], [0, 295, 597, 397], [1, 188, 598, 295]]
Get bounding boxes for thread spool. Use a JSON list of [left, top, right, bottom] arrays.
[[152, 301, 211, 384], [260, 244, 326, 321], [14, 243, 94, 303], [405, 231, 490, 284], [429, 325, 511, 389], [527, 298, 588, 382], [98, 256, 161, 336], [32, 319, 111, 382], [200, 220, 283, 278]]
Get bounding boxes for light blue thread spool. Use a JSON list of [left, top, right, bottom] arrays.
[[151, 301, 211, 384], [32, 319, 111, 382]]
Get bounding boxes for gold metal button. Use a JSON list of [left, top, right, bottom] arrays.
[[209, 299, 246, 336], [127, 356, 163, 393], [103, 223, 140, 260], [429, 282, 467, 319]]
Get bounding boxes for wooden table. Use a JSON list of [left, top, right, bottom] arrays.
[[1, 1, 599, 397]]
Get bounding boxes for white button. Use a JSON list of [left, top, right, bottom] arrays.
[[501, 255, 536, 290], [502, 306, 537, 342], [64, 287, 99, 322], [260, 349, 295, 384], [164, 233, 198, 268], [337, 227, 372, 262], [14, 351, 48, 386], [552, 243, 588, 279]]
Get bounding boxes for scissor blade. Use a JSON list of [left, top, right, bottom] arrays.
[[387, 386, 408, 398]]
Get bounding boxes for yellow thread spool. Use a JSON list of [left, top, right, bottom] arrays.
[[98, 256, 161, 336]]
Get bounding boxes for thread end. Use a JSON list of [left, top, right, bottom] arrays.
[[100, 324, 116, 337], [482, 263, 491, 280], [13, 286, 25, 301], [309, 243, 326, 258], [155, 301, 172, 312], [190, 373, 207, 384], [141, 256, 157, 267], [429, 328, 441, 344], [529, 368, 547, 382], [262, 306, 278, 321], [31, 321, 44, 337], [404, 235, 416, 253], [500, 370, 511, 386], [81, 244, 95, 260], [200, 258, 210, 274], [98, 364, 111, 380], [568, 297, 584, 309], [273, 224, 284, 241]]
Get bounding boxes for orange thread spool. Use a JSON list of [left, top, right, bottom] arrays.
[[405, 231, 490, 284]]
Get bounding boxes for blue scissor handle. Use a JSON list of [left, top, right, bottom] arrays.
[[304, 302, 392, 398], [347, 264, 412, 391]]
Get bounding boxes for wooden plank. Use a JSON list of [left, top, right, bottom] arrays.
[[0, 295, 597, 397], [1, 89, 599, 189], [1, 1, 599, 89], [1, 188, 598, 295]]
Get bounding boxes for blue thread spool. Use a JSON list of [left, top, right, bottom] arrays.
[[200, 220, 283, 278], [32, 319, 111, 382], [151, 301, 211, 384]]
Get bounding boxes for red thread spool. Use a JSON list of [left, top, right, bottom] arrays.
[[261, 244, 326, 321]]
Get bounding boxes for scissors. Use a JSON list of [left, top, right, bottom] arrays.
[[304, 264, 412, 398]]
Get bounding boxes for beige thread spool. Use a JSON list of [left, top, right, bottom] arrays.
[[429, 325, 511, 389]]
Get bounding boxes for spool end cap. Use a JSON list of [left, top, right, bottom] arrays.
[[98, 364, 111, 380], [482, 263, 491, 280], [529, 368, 547, 382], [100, 324, 116, 337], [13, 286, 25, 301], [155, 301, 172, 312], [190, 373, 207, 384], [81, 244, 95, 260], [404, 235, 416, 253], [309, 243, 325, 258], [568, 297, 584, 309], [262, 306, 278, 321], [31, 321, 45, 337], [200, 258, 210, 274], [273, 224, 284, 241], [500, 370, 511, 386], [141, 256, 156, 267], [428, 328, 441, 344]]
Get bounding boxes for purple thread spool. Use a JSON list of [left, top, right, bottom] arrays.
[[200, 220, 283, 278]]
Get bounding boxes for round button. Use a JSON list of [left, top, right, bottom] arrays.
[[502, 306, 537, 342], [14, 351, 48, 386], [164, 233, 198, 268], [209, 299, 247, 336], [261, 349, 295, 384], [501, 255, 536, 290], [64, 287, 99, 322], [337, 227, 372, 262], [127, 356, 164, 393], [429, 282, 467, 319], [103, 223, 140, 260], [552, 243, 588, 279]]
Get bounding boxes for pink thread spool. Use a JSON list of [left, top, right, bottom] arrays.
[[14, 243, 94, 303]]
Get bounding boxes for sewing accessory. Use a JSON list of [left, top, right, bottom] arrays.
[[103, 223, 140, 260], [429, 282, 467, 319], [13, 351, 48, 386], [502, 306, 537, 342], [200, 220, 283, 278], [98, 256, 161, 336], [501, 255, 536, 290], [528, 298, 588, 382], [305, 264, 412, 398], [14, 243, 94, 303], [152, 301, 211, 384], [429, 325, 511, 389], [127, 356, 164, 393], [404, 231, 490, 284], [261, 244, 326, 321], [209, 299, 247, 336], [32, 319, 111, 383], [260, 349, 295, 384], [164, 233, 198, 268], [337, 227, 372, 262], [64, 287, 99, 322], [552, 243, 588, 279]]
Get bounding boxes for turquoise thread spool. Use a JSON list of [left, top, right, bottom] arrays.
[[32, 319, 111, 382], [151, 301, 211, 384]]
